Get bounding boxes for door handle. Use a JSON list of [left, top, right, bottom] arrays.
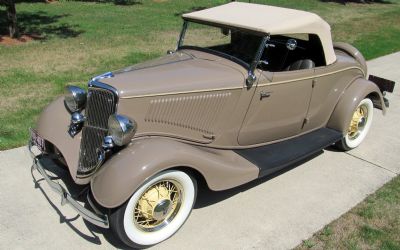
[[260, 91, 272, 100]]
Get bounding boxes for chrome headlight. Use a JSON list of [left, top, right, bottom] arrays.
[[108, 114, 137, 146], [64, 86, 87, 113]]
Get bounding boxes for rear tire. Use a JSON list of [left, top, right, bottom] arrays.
[[110, 170, 197, 249], [335, 98, 373, 151]]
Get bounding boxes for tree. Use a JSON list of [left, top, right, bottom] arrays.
[[0, 0, 19, 38]]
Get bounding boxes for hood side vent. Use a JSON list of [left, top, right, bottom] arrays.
[[145, 92, 231, 134]]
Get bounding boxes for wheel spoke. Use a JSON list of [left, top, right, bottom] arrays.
[[132, 179, 183, 232]]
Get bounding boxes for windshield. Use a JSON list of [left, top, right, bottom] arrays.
[[179, 21, 264, 67]]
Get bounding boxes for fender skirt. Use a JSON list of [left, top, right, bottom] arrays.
[[327, 77, 386, 134], [91, 138, 259, 208]]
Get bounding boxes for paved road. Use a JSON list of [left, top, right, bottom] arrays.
[[0, 52, 399, 250]]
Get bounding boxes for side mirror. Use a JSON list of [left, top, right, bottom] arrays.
[[246, 71, 256, 88]]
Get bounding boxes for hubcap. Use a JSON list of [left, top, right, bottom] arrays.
[[153, 199, 172, 220], [348, 104, 368, 140], [133, 180, 182, 232]]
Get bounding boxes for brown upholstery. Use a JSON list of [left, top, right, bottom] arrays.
[[285, 59, 315, 71]]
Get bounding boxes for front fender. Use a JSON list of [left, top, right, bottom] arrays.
[[36, 96, 82, 183], [91, 138, 258, 208], [327, 77, 386, 134]]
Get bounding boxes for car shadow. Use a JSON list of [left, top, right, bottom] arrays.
[[194, 150, 324, 209], [324, 145, 342, 152], [30, 157, 103, 245], [31, 149, 325, 249], [31, 156, 144, 249]]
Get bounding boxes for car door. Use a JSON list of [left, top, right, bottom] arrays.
[[302, 63, 363, 131], [238, 68, 314, 145]]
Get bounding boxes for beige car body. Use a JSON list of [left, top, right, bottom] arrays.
[[35, 3, 387, 209]]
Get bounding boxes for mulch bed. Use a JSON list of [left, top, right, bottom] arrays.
[[0, 34, 43, 46]]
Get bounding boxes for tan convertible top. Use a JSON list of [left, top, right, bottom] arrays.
[[183, 2, 336, 65]]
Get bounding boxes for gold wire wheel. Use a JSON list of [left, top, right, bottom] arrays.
[[348, 104, 368, 140], [133, 180, 183, 232]]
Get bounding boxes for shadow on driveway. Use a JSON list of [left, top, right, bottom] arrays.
[[31, 149, 327, 249]]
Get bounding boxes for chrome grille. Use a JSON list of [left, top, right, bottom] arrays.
[[77, 87, 117, 177], [86, 89, 117, 128]]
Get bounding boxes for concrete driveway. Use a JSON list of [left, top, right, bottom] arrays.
[[0, 53, 399, 250]]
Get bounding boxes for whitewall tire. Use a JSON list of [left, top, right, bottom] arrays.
[[336, 98, 373, 151], [110, 170, 197, 248]]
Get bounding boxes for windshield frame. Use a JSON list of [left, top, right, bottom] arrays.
[[177, 20, 268, 70]]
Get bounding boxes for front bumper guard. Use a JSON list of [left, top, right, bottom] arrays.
[[28, 141, 110, 228]]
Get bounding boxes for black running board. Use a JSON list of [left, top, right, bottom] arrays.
[[234, 128, 342, 178]]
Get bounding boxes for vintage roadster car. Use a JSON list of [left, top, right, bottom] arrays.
[[29, 2, 394, 248]]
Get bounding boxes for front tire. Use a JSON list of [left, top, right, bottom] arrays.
[[335, 98, 373, 151], [110, 170, 197, 249]]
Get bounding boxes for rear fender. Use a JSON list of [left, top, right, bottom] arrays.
[[90, 138, 258, 208], [334, 42, 367, 75], [327, 77, 386, 134]]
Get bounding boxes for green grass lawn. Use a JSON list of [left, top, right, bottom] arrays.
[[296, 175, 400, 249], [1, 0, 400, 150]]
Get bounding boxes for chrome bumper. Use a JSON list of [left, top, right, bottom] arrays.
[[28, 140, 110, 228]]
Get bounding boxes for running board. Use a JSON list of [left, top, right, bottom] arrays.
[[234, 128, 342, 178]]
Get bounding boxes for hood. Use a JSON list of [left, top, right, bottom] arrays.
[[99, 50, 246, 98]]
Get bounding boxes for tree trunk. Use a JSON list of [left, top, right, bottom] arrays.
[[5, 0, 19, 38]]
